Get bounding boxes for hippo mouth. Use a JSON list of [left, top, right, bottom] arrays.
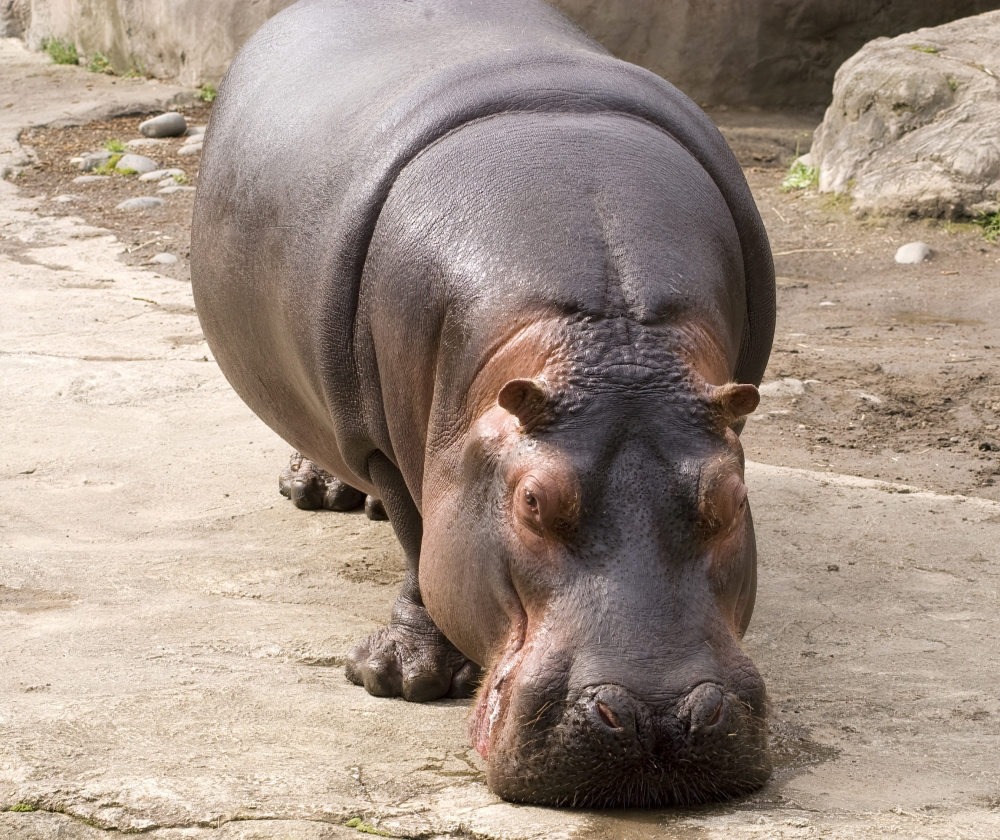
[[469, 630, 528, 759]]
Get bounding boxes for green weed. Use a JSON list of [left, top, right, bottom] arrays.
[[9, 803, 35, 813], [345, 817, 391, 836], [910, 44, 940, 54], [197, 83, 217, 103], [947, 76, 960, 92], [103, 138, 126, 154], [781, 160, 818, 192], [93, 153, 123, 175], [42, 38, 78, 65], [974, 211, 1000, 242], [172, 173, 189, 184], [87, 51, 113, 74]]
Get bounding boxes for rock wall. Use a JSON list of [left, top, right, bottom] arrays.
[[2, 0, 1000, 105], [1, 0, 296, 85], [548, 0, 1000, 106], [812, 12, 1000, 218]]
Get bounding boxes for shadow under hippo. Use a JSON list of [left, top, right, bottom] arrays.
[[191, 0, 776, 808]]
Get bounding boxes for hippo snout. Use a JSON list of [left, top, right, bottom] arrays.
[[486, 678, 770, 808]]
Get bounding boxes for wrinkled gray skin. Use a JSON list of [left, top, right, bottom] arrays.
[[191, 0, 776, 808]]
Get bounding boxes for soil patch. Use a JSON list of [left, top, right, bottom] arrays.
[[14, 102, 212, 284]]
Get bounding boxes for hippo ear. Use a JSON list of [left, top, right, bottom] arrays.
[[498, 378, 550, 429], [710, 383, 760, 428]]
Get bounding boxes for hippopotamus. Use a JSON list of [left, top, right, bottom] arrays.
[[191, 0, 775, 807]]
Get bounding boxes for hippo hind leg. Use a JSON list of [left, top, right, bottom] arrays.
[[279, 451, 374, 513], [345, 451, 480, 702]]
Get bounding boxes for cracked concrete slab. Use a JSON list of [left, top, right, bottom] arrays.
[[1, 34, 999, 840]]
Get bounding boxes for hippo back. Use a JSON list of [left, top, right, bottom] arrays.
[[191, 0, 774, 488]]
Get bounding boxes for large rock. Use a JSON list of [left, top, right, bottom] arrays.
[[4, 0, 1000, 106], [813, 12, 1000, 218]]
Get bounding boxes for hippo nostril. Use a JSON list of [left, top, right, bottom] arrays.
[[679, 683, 727, 732], [588, 687, 638, 736], [596, 701, 621, 729], [707, 698, 724, 727]]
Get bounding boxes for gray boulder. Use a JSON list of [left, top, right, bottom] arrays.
[[813, 11, 1000, 218], [116, 154, 159, 174], [139, 112, 187, 138], [116, 197, 165, 211]]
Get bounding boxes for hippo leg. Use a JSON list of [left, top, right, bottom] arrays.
[[345, 451, 480, 702], [278, 452, 366, 512]]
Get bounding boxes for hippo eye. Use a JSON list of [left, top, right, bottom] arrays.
[[523, 489, 538, 510]]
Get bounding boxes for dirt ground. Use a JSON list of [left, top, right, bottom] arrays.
[[2, 40, 1000, 840], [14, 105, 1000, 502]]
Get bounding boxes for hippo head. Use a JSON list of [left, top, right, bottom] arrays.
[[369, 110, 772, 805], [418, 320, 768, 807]]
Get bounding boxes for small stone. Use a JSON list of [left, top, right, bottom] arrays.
[[51, 195, 77, 203], [139, 112, 187, 138], [139, 168, 185, 183], [72, 175, 111, 184], [149, 253, 178, 265], [758, 377, 805, 398], [183, 133, 205, 145], [77, 151, 112, 171], [127, 138, 168, 148], [827, 564, 840, 572], [116, 197, 165, 211], [819, 300, 837, 306], [157, 185, 196, 195], [895, 242, 932, 264], [177, 142, 203, 156], [116, 154, 159, 174], [185, 125, 206, 136], [795, 153, 813, 168]]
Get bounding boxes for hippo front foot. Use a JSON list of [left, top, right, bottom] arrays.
[[278, 452, 366, 511], [346, 596, 480, 702]]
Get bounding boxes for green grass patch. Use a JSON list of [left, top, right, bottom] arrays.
[[910, 44, 940, 54], [780, 160, 818, 192], [93, 153, 123, 175], [87, 51, 113, 74], [173, 173, 189, 184], [197, 83, 217, 103], [345, 817, 391, 836], [975, 211, 1000, 242], [9, 803, 36, 813], [103, 138, 126, 154], [42, 38, 78, 65], [947, 76, 960, 92]]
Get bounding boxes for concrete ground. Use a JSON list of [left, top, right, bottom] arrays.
[[1, 37, 999, 840]]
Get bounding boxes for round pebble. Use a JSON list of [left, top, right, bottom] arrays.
[[127, 138, 168, 148], [149, 253, 178, 265], [157, 185, 196, 195], [185, 125, 207, 137], [183, 133, 205, 145], [139, 112, 188, 139], [139, 168, 185, 183], [51, 195, 77, 203], [116, 154, 159, 175], [116, 197, 166, 211], [895, 241, 932, 264], [177, 143, 203, 156], [72, 175, 111, 184]]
